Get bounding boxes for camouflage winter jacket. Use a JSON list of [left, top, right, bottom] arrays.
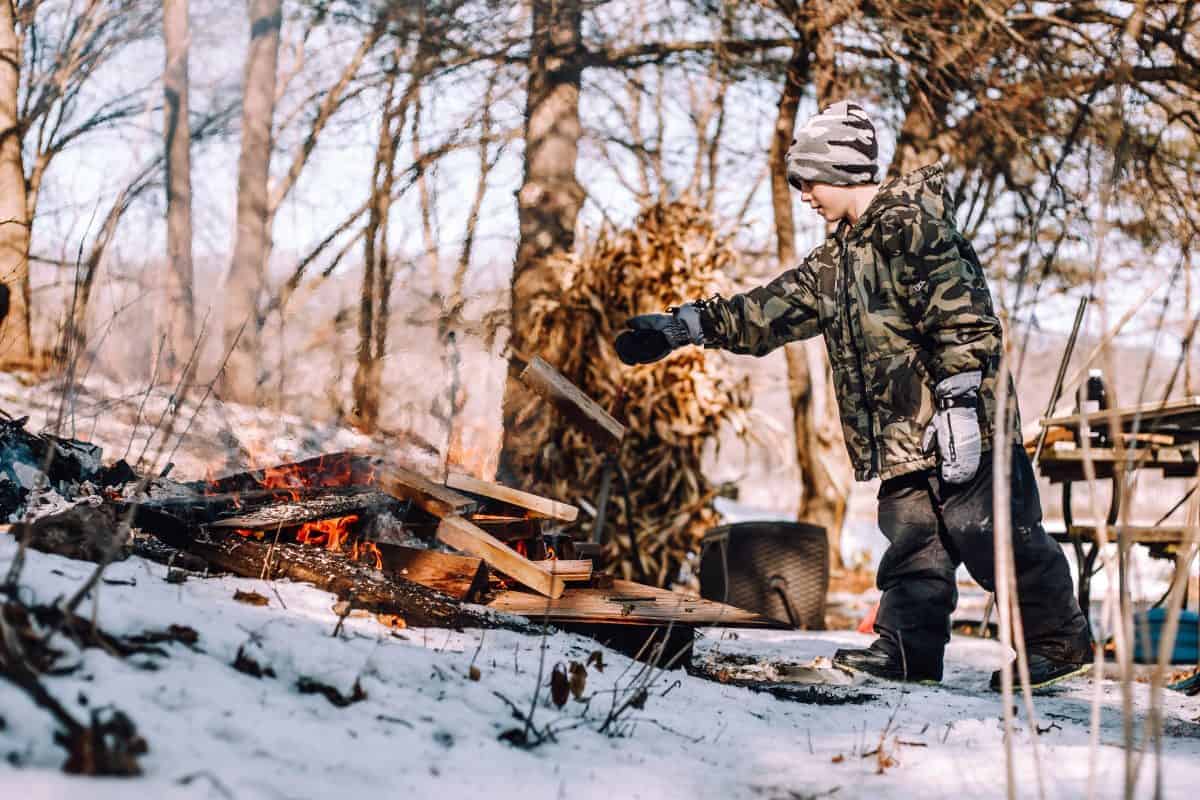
[[699, 164, 1019, 481]]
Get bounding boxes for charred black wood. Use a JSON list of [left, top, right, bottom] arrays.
[[0, 416, 104, 485], [207, 489, 404, 531], [11, 502, 129, 564], [129, 532, 209, 573], [126, 485, 401, 532], [179, 529, 510, 630]]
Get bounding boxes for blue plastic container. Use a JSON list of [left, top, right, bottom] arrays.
[[1132, 607, 1200, 664]]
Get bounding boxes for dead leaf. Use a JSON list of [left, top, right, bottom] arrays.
[[568, 661, 587, 699], [586, 650, 605, 672], [468, 665, 481, 681], [233, 589, 269, 607], [375, 613, 407, 630], [550, 663, 570, 707], [831, 754, 844, 764]]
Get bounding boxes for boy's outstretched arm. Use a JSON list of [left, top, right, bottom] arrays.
[[698, 257, 823, 357], [615, 255, 823, 364]]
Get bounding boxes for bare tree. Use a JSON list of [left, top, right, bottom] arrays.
[[0, 0, 29, 367], [223, 0, 282, 403], [500, 0, 585, 467], [767, 0, 855, 567], [163, 0, 195, 378], [0, 1, 161, 368]]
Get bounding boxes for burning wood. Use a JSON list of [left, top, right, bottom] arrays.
[[2, 398, 779, 653]]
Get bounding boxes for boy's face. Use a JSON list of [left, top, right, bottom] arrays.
[[797, 179, 852, 223]]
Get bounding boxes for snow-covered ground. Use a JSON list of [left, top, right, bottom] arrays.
[[3, 534, 1200, 800]]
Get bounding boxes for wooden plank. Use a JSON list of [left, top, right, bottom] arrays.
[[446, 472, 578, 522], [520, 356, 625, 447], [376, 544, 489, 602], [1040, 446, 1191, 465], [1053, 525, 1199, 545], [436, 515, 564, 599], [488, 579, 782, 627], [1042, 397, 1200, 433], [1038, 446, 1199, 482], [531, 559, 592, 582], [373, 464, 479, 518]]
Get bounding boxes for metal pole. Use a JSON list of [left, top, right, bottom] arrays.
[[1033, 295, 1090, 466]]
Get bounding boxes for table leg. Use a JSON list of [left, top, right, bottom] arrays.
[[1080, 543, 1100, 623]]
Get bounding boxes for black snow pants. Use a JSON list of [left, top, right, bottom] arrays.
[[873, 445, 1091, 677]]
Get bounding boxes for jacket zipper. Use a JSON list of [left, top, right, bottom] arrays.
[[840, 242, 879, 476]]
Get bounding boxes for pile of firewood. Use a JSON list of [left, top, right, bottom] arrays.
[[509, 202, 752, 588]]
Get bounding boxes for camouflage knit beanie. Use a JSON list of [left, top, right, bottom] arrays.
[[786, 101, 879, 187]]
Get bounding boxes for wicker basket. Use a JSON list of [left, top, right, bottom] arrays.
[[699, 521, 829, 629]]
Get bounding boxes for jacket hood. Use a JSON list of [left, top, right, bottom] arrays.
[[853, 163, 950, 232]]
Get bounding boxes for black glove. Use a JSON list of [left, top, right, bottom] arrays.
[[615, 304, 705, 365]]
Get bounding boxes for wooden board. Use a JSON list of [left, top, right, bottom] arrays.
[[373, 464, 479, 518], [488, 579, 783, 627], [520, 356, 625, 447], [1041, 397, 1200, 442], [1038, 445, 1199, 481], [376, 543, 489, 601], [531, 559, 592, 582], [446, 472, 578, 522], [436, 515, 564, 599], [1054, 526, 1199, 546]]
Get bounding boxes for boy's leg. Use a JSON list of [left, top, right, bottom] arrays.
[[937, 445, 1091, 663], [861, 471, 957, 680]]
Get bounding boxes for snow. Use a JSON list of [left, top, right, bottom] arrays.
[[4, 372, 1200, 798], [3, 534, 1200, 800]]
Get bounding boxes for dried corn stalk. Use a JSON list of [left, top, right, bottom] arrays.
[[509, 202, 751, 588]]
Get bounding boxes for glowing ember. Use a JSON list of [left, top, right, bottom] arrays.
[[295, 515, 360, 551], [351, 540, 383, 571]]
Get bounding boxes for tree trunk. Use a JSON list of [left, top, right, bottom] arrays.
[[770, 35, 851, 569], [352, 61, 408, 433], [163, 0, 196, 379], [499, 0, 584, 475], [0, 1, 31, 367], [223, 0, 282, 403]]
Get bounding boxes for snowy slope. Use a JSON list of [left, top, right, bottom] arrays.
[[3, 534, 1200, 800]]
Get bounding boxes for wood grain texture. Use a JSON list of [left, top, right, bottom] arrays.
[[373, 464, 479, 517], [446, 472, 578, 522], [1056, 525, 1199, 545], [530, 559, 591, 582], [488, 579, 782, 626], [520, 356, 625, 446], [436, 515, 564, 598], [376, 543, 489, 601]]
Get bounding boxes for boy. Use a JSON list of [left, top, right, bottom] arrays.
[[616, 101, 1092, 689]]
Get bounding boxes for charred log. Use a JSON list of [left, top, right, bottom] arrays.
[[179, 529, 503, 629], [11, 502, 128, 563], [207, 489, 403, 531]]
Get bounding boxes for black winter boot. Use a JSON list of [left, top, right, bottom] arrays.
[[988, 653, 1091, 692], [989, 628, 1095, 692], [833, 639, 942, 683]]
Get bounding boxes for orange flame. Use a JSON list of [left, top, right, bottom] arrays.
[[295, 514, 360, 551], [351, 539, 383, 571]]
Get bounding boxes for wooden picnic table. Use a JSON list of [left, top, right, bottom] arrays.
[[1037, 398, 1200, 620]]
